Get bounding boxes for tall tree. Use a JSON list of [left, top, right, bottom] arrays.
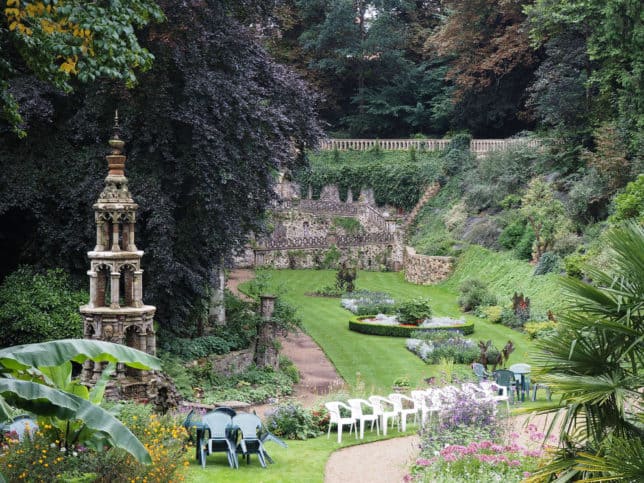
[[427, 0, 538, 136], [525, 0, 644, 151], [1, 0, 163, 136], [0, 0, 322, 335]]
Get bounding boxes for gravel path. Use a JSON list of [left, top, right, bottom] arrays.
[[325, 435, 421, 483]]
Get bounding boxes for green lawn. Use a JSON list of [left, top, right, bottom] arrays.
[[245, 269, 536, 392], [184, 426, 418, 482]]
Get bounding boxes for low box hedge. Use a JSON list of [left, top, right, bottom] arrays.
[[348, 316, 474, 337]]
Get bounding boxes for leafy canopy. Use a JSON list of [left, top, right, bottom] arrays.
[[1, 0, 164, 136]]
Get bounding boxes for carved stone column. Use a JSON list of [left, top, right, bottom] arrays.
[[95, 221, 105, 251], [88, 271, 97, 308], [110, 272, 120, 308], [111, 220, 120, 251], [133, 270, 143, 307], [127, 222, 137, 251]]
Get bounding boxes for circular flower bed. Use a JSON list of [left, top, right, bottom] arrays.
[[349, 315, 474, 337]]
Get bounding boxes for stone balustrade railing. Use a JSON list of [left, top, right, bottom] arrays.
[[319, 137, 542, 153], [257, 232, 396, 250]]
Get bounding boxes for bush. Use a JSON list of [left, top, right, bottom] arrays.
[[160, 335, 233, 361], [350, 317, 475, 337], [397, 298, 433, 325], [279, 356, 300, 384], [498, 219, 528, 250], [610, 174, 644, 223], [458, 279, 497, 312], [462, 218, 501, 249], [524, 320, 558, 340], [533, 251, 561, 275], [264, 403, 324, 440], [311, 284, 343, 297], [0, 266, 86, 347], [514, 226, 536, 260], [482, 305, 503, 323], [499, 307, 522, 328], [202, 366, 295, 405], [563, 251, 589, 279]]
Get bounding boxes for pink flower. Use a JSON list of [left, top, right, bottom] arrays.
[[509, 460, 522, 467], [523, 472, 532, 478], [415, 458, 432, 467]]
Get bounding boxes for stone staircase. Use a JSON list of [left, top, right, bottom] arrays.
[[402, 183, 440, 238]]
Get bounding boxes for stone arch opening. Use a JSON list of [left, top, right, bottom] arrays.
[[95, 265, 111, 307], [119, 264, 135, 307]]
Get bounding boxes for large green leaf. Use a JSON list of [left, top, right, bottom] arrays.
[[0, 379, 151, 464], [0, 339, 160, 372]]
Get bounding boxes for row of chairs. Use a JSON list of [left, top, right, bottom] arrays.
[[325, 382, 511, 443]]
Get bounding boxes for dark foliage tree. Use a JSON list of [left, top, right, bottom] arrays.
[[0, 0, 322, 335], [427, 0, 539, 136]]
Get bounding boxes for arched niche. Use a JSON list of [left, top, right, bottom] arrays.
[[119, 264, 136, 307]]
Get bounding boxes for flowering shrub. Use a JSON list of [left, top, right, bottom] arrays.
[[341, 290, 396, 315], [408, 425, 549, 482], [264, 402, 326, 440], [524, 320, 557, 340], [0, 408, 190, 482], [406, 331, 478, 364]]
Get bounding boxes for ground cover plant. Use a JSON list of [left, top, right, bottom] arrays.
[[406, 330, 479, 365], [340, 290, 396, 315]]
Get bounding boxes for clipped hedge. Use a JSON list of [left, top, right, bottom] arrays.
[[348, 316, 474, 337]]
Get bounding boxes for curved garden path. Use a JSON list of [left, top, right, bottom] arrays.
[[226, 270, 558, 483], [226, 269, 346, 408], [228, 269, 418, 481]]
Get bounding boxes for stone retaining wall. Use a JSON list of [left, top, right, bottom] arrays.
[[404, 246, 453, 284], [208, 347, 255, 377]]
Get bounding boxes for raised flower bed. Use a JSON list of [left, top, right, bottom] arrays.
[[349, 315, 474, 337]]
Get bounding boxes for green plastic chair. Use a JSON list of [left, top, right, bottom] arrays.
[[493, 370, 516, 404]]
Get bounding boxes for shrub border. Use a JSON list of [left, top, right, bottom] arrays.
[[348, 315, 474, 337]]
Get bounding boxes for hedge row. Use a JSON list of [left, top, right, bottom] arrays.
[[348, 316, 474, 337]]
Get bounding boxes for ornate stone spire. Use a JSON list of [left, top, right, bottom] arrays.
[[98, 110, 134, 204]]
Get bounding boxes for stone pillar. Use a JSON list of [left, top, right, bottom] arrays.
[[139, 332, 147, 353], [347, 188, 353, 203], [111, 221, 120, 252], [133, 270, 143, 307], [124, 270, 134, 307], [146, 325, 156, 355], [121, 223, 129, 250], [127, 222, 137, 251], [95, 221, 105, 251], [110, 272, 120, 309], [96, 271, 106, 307], [88, 271, 97, 308], [255, 294, 278, 370]]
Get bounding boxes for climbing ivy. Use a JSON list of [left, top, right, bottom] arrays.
[[297, 150, 441, 210]]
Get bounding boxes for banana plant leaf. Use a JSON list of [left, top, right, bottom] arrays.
[[0, 339, 160, 372], [0, 379, 151, 464]]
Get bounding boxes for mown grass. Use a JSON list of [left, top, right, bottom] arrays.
[[441, 245, 563, 314], [244, 269, 538, 392], [184, 425, 418, 483]]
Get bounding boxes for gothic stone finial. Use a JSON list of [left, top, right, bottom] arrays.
[[107, 110, 126, 176]]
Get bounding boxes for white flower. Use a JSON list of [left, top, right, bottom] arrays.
[[50, 442, 56, 448], [72, 451, 78, 457], [60, 447, 67, 452]]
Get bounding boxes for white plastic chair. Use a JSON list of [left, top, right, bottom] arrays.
[[324, 401, 356, 443], [347, 398, 380, 439], [388, 393, 418, 431], [368, 395, 399, 435], [481, 380, 510, 412], [410, 390, 441, 429]]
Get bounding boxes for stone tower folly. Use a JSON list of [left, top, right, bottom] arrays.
[[80, 114, 156, 394]]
